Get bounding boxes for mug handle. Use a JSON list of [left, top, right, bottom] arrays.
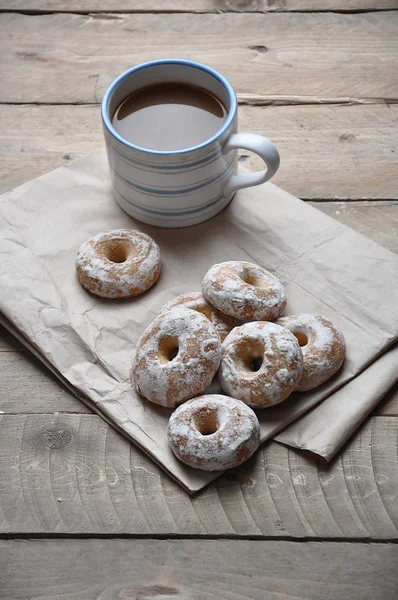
[[222, 133, 280, 197]]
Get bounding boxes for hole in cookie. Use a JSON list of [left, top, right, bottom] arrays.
[[294, 332, 308, 347], [250, 357, 263, 372], [240, 269, 267, 289], [235, 339, 265, 377], [194, 407, 219, 436], [102, 239, 136, 263], [158, 335, 179, 364]]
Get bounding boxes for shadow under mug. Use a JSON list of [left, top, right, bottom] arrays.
[[102, 59, 280, 228]]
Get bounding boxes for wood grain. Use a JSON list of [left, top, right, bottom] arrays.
[[1, 539, 398, 600], [1, 12, 398, 103], [3, 1, 398, 13], [0, 413, 396, 536], [1, 103, 397, 200]]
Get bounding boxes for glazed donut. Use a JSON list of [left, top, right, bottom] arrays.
[[167, 394, 260, 471], [132, 307, 221, 407], [159, 292, 240, 342], [76, 229, 160, 298], [202, 260, 286, 321], [220, 321, 303, 408], [276, 314, 346, 391]]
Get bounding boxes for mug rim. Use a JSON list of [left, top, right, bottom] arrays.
[[101, 58, 237, 156]]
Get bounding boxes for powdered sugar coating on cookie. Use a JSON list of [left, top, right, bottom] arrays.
[[76, 229, 161, 298], [276, 314, 345, 391], [202, 260, 286, 321], [132, 307, 221, 407], [167, 394, 260, 471], [220, 321, 303, 408], [159, 292, 241, 342]]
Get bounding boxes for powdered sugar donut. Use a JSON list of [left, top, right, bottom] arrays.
[[159, 292, 240, 342], [276, 314, 345, 391], [132, 307, 221, 407], [167, 394, 260, 471], [76, 229, 160, 298], [220, 321, 303, 408], [202, 261, 286, 321]]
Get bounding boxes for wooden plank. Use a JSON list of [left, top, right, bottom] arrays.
[[374, 382, 398, 416], [1, 13, 397, 103], [0, 349, 90, 413], [0, 413, 396, 536], [1, 539, 398, 600], [0, 104, 103, 195], [2, 1, 398, 13], [1, 103, 397, 200], [309, 202, 398, 253]]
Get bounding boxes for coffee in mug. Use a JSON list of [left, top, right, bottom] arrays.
[[111, 82, 228, 151]]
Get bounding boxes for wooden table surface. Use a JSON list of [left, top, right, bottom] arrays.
[[1, 2, 397, 598]]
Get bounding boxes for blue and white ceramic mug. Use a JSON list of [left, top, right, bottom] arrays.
[[102, 59, 280, 228]]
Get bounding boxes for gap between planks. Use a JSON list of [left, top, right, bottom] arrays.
[[1, 9, 398, 15], [1, 97, 397, 106], [0, 533, 397, 542], [1, 2, 398, 15]]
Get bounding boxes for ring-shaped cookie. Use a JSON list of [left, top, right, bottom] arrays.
[[220, 321, 303, 407], [167, 394, 260, 471], [76, 229, 160, 298], [202, 260, 286, 320], [276, 313, 346, 391], [132, 307, 221, 407]]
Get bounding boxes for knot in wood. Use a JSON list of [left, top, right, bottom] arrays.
[[41, 428, 73, 449]]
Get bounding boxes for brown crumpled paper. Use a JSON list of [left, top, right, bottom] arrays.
[[0, 149, 397, 493]]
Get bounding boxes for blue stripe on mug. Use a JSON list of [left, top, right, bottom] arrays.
[[115, 190, 224, 217], [114, 162, 234, 196], [112, 145, 223, 172]]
